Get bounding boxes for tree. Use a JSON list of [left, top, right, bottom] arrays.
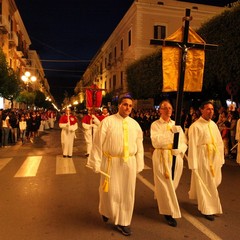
[[0, 48, 21, 108], [16, 90, 36, 108], [125, 4, 240, 105], [126, 51, 162, 99], [34, 90, 52, 109], [197, 4, 240, 102]]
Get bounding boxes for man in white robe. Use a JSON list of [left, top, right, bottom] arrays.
[[59, 108, 78, 158], [87, 96, 144, 236], [151, 100, 187, 227], [188, 101, 224, 221], [235, 118, 240, 164], [81, 108, 100, 157]]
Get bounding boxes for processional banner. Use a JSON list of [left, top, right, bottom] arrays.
[[162, 27, 205, 92]]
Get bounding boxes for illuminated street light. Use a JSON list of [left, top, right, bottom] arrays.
[[21, 71, 37, 109], [21, 71, 37, 87]]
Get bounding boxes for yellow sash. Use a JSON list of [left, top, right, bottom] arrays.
[[123, 119, 129, 162]]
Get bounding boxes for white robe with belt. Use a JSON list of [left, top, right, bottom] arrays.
[[235, 119, 240, 164], [188, 117, 224, 215], [151, 118, 187, 218], [87, 113, 144, 226]]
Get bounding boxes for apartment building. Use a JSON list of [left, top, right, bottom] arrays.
[[74, 0, 224, 105], [0, 0, 51, 108]]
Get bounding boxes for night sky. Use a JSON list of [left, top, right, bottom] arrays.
[[15, 0, 236, 106]]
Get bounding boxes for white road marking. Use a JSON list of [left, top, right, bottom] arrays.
[[56, 155, 76, 175], [0, 158, 12, 170], [137, 169, 223, 240], [14, 156, 42, 177]]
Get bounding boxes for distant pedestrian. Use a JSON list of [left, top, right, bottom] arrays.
[[19, 115, 27, 144], [1, 110, 11, 147]]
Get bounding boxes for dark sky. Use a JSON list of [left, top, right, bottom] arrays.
[[15, 0, 235, 106]]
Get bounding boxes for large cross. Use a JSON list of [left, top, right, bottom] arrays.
[[150, 8, 218, 180]]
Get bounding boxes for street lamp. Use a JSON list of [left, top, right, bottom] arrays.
[[21, 71, 37, 109], [21, 71, 37, 89]]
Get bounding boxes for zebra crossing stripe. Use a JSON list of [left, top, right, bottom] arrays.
[[14, 156, 42, 177], [56, 156, 76, 175], [0, 158, 12, 171]]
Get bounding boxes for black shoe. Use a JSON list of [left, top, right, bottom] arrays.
[[204, 214, 215, 221], [102, 215, 109, 222], [68, 155, 72, 158], [63, 155, 67, 158], [85, 153, 89, 157], [164, 215, 177, 227], [117, 225, 132, 236]]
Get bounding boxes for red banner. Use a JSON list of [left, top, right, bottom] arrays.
[[86, 84, 102, 108]]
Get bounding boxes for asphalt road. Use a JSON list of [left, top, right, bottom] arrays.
[[0, 122, 239, 240]]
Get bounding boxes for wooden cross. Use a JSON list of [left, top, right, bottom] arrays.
[[150, 8, 218, 180]]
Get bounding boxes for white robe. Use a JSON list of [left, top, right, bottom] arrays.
[[88, 113, 144, 226], [82, 115, 100, 155], [151, 118, 187, 218], [235, 119, 240, 164], [188, 117, 224, 215], [59, 121, 78, 156]]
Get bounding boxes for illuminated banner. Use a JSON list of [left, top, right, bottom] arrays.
[[162, 27, 205, 92]]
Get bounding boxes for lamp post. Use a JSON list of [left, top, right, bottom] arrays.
[[21, 71, 37, 109], [21, 71, 37, 91]]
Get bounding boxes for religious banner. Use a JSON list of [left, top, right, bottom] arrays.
[[86, 84, 102, 108], [162, 26, 205, 92]]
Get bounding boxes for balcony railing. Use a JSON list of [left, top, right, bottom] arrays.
[[8, 31, 18, 46]]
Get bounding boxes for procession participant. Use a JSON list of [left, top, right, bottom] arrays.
[[59, 107, 78, 158], [81, 108, 100, 157], [97, 106, 110, 121], [150, 100, 187, 227], [235, 118, 240, 164], [87, 96, 144, 236], [48, 110, 56, 129], [188, 101, 224, 221]]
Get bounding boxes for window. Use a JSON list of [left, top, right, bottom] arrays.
[[128, 30, 132, 46], [108, 52, 112, 64], [120, 71, 123, 87], [105, 57, 107, 68], [154, 25, 166, 39], [114, 47, 117, 60], [113, 75, 116, 90], [121, 39, 124, 52]]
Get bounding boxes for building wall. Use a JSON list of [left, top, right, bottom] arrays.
[[78, 0, 224, 103], [0, 0, 52, 109]]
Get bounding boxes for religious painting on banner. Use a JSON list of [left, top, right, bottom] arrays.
[[162, 27, 205, 92], [86, 84, 102, 108]]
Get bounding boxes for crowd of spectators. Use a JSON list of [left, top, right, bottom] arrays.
[[0, 109, 57, 147], [128, 105, 240, 160], [2, 103, 240, 161]]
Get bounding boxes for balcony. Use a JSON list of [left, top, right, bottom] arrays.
[[0, 15, 10, 34], [8, 31, 18, 47], [106, 62, 112, 70]]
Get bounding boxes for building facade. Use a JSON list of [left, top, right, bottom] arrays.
[[0, 0, 52, 109], [74, 0, 224, 106]]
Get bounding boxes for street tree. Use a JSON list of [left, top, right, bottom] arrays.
[[0, 48, 21, 108], [126, 4, 240, 104]]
